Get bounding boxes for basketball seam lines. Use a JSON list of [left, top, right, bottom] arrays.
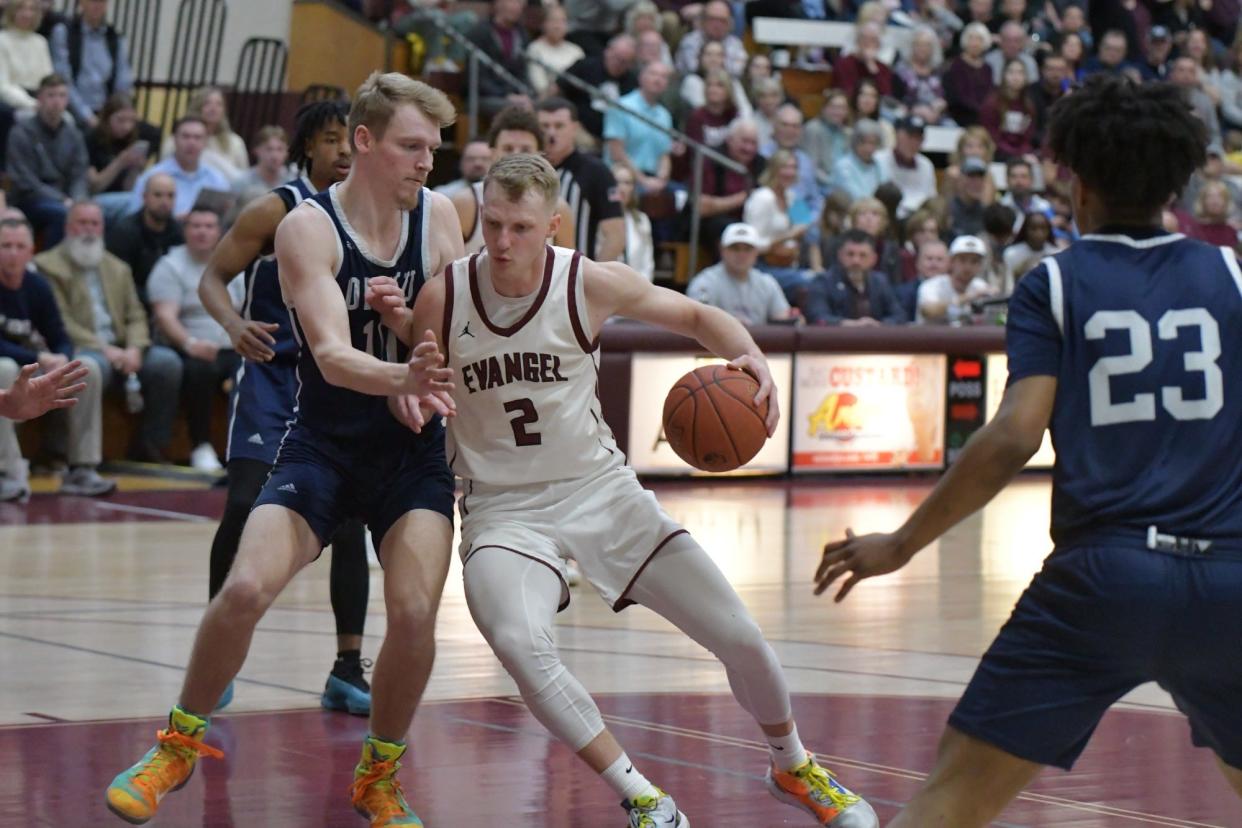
[[710, 374, 768, 432], [702, 367, 745, 465]]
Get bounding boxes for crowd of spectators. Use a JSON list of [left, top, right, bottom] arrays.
[[3, 0, 1242, 497], [0, 0, 290, 499], [412, 0, 1240, 329]]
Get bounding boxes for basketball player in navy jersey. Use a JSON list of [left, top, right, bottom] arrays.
[[106, 73, 463, 827], [197, 100, 374, 717], [815, 75, 1242, 824], [372, 153, 878, 827]]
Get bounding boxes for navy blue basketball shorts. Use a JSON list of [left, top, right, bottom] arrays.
[[252, 423, 455, 557], [949, 543, 1242, 771], [226, 359, 297, 467]]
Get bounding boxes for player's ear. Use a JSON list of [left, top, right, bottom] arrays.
[[546, 202, 562, 241]]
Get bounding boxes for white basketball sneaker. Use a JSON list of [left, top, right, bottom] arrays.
[[766, 753, 878, 826], [623, 788, 688, 827]]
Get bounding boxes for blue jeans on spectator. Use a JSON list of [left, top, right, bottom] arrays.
[[80, 346, 183, 454], [18, 197, 70, 247], [95, 191, 136, 227], [758, 261, 815, 305]]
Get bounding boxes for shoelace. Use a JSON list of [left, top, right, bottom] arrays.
[[338, 658, 375, 690], [794, 761, 861, 808], [351, 759, 410, 819], [129, 729, 223, 804], [628, 792, 665, 828]]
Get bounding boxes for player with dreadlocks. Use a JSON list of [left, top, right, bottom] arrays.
[[195, 99, 374, 716], [815, 74, 1242, 824]]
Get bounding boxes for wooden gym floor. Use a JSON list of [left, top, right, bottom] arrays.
[[0, 475, 1239, 827]]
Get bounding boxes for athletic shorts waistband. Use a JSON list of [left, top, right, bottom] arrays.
[[1055, 525, 1242, 560]]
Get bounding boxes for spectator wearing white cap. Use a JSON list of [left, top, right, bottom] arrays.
[[915, 235, 997, 323], [686, 223, 795, 325], [876, 116, 937, 220]]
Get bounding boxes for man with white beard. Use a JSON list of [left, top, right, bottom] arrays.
[[36, 201, 183, 463], [0, 216, 111, 499]]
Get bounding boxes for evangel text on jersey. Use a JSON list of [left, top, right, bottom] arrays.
[[462, 352, 570, 394]]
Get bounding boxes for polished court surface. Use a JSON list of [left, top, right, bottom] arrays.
[[1, 476, 1239, 827]]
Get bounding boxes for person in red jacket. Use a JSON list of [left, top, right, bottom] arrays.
[[980, 58, 1038, 161], [833, 23, 893, 97]]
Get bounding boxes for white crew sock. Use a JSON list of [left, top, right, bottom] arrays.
[[600, 752, 658, 803], [767, 724, 808, 771]]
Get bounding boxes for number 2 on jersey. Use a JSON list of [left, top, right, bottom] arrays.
[[1085, 308, 1223, 426], [504, 398, 542, 446]]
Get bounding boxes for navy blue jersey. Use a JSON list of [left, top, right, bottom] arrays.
[[292, 183, 436, 446], [1006, 228, 1242, 545], [240, 175, 316, 364]]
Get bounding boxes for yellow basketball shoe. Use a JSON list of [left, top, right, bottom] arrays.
[[765, 753, 878, 826], [105, 707, 223, 824], [351, 736, 423, 827]]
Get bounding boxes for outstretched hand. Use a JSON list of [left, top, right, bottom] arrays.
[[0, 360, 89, 422], [404, 329, 454, 397], [388, 388, 456, 433], [367, 276, 413, 338], [390, 330, 456, 432], [729, 355, 780, 437], [814, 529, 914, 603]]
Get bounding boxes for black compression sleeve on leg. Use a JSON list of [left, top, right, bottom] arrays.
[[329, 519, 369, 637], [208, 458, 272, 599]]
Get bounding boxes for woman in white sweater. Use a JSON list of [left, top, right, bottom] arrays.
[[743, 149, 814, 299], [0, 0, 54, 111], [611, 160, 655, 281], [526, 5, 584, 97]]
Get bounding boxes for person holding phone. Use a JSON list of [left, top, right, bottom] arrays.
[[86, 93, 159, 224]]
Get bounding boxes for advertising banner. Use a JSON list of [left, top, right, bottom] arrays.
[[985, 354, 1056, 468], [792, 354, 947, 471]]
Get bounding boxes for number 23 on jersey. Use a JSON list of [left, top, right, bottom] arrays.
[[1086, 307, 1223, 426]]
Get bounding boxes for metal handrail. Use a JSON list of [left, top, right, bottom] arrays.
[[423, 20, 535, 139], [417, 14, 750, 276]]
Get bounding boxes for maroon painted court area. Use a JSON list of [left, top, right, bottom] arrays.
[[0, 488, 226, 525], [6, 693, 1238, 827]]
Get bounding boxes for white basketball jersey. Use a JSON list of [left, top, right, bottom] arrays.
[[463, 181, 485, 255], [444, 246, 623, 486]]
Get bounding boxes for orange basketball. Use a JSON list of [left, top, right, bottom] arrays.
[[662, 364, 770, 472]]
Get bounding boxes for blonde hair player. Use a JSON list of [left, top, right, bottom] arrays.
[[105, 72, 464, 827], [371, 153, 879, 828]]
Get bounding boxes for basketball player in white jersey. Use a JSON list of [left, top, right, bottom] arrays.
[[371, 154, 878, 827], [452, 105, 575, 255]]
